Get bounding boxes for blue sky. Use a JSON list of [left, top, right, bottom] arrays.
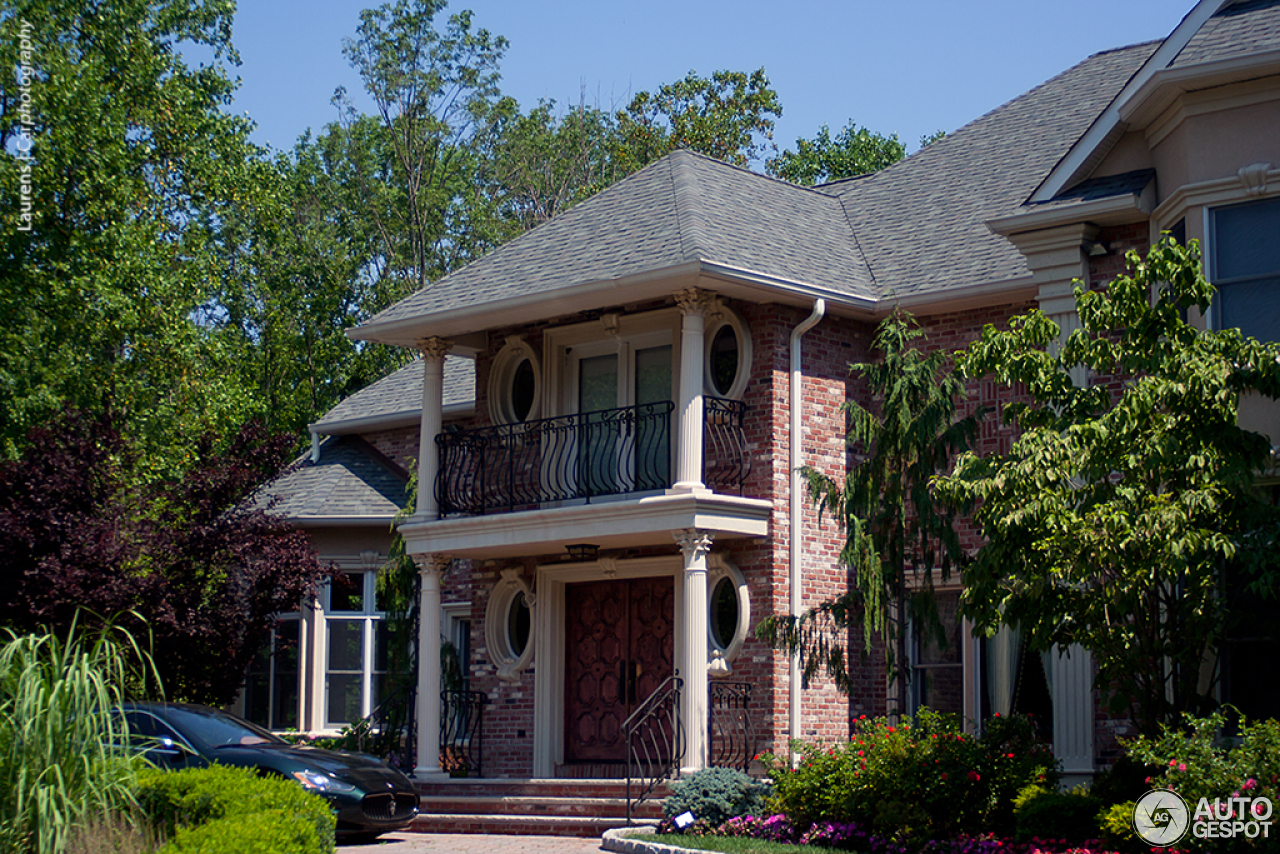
[[229, 1, 1194, 161]]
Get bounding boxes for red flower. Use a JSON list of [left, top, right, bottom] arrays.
[[968, 771, 981, 782]]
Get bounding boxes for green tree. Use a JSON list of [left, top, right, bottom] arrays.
[[213, 133, 411, 440], [0, 0, 264, 476], [614, 67, 782, 171], [488, 99, 623, 233], [758, 311, 982, 715], [936, 238, 1280, 734], [766, 119, 907, 185], [334, 0, 512, 300]]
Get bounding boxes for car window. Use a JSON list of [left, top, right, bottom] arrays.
[[157, 706, 284, 750], [123, 710, 182, 741]]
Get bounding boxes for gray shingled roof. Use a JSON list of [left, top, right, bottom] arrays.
[[313, 355, 474, 431], [256, 436, 409, 521], [822, 42, 1158, 300], [1173, 0, 1280, 67], [359, 151, 874, 329]]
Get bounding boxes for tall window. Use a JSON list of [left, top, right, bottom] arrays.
[[243, 616, 300, 730], [325, 571, 387, 728], [1210, 196, 1280, 342]]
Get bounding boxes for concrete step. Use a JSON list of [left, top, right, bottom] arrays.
[[408, 778, 669, 836], [420, 795, 662, 819], [407, 813, 649, 838]]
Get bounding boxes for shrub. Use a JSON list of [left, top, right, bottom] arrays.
[[1120, 710, 1280, 853], [137, 765, 334, 853], [1013, 786, 1103, 844], [0, 621, 157, 854], [162, 808, 329, 854], [663, 766, 771, 827], [762, 711, 1058, 846]]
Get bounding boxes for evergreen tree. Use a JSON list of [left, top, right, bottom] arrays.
[[759, 311, 982, 716]]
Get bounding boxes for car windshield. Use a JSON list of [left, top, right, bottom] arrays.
[[156, 706, 285, 750]]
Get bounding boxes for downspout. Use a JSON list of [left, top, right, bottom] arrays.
[[310, 430, 321, 463], [789, 299, 825, 750]]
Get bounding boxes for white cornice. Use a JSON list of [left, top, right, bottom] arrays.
[[288, 515, 399, 528], [1120, 50, 1280, 131], [395, 492, 772, 559], [309, 401, 474, 437], [1030, 0, 1231, 204], [987, 189, 1152, 237]]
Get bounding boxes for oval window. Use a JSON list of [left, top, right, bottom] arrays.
[[709, 325, 739, 397], [710, 576, 739, 651], [511, 359, 535, 422], [507, 592, 531, 658]]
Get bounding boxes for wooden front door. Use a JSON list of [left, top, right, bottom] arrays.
[[564, 576, 674, 764]]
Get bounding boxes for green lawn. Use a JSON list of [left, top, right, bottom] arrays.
[[630, 834, 836, 854]]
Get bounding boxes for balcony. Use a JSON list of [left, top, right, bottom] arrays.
[[435, 398, 751, 517]]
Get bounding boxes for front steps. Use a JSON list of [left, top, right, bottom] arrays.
[[409, 778, 667, 837]]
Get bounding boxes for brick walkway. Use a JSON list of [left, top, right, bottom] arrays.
[[337, 833, 606, 853]]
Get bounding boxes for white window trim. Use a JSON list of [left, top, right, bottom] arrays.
[[485, 568, 535, 683], [703, 304, 752, 400], [488, 335, 543, 424]]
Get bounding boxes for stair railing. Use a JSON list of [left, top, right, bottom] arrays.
[[441, 689, 489, 777], [624, 673, 685, 825], [708, 681, 754, 772]]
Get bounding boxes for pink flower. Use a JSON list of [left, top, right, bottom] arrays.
[[1245, 778, 1258, 790], [1179, 763, 1187, 772]]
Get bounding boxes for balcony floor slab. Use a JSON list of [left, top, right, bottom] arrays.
[[397, 492, 771, 559]]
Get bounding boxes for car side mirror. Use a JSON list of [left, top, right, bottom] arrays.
[[147, 737, 190, 762]]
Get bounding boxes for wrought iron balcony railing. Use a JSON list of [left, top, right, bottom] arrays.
[[436, 398, 750, 517]]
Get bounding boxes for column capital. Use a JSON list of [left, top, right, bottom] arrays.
[[674, 529, 715, 561], [674, 288, 722, 319], [417, 554, 451, 578], [417, 337, 453, 362]]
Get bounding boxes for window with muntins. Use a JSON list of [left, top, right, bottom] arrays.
[[1210, 196, 1280, 342], [324, 571, 387, 728]]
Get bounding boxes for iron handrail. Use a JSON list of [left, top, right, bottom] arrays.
[[624, 673, 685, 825], [708, 681, 754, 772], [441, 689, 488, 777]]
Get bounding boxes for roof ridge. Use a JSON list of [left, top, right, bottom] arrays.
[[666, 146, 846, 196], [669, 151, 710, 262]]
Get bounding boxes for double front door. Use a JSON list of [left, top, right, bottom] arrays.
[[564, 576, 675, 764]]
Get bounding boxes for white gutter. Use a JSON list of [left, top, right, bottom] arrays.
[[789, 298, 825, 751]]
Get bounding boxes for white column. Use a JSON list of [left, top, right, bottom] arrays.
[[416, 338, 452, 519], [676, 528, 714, 772], [672, 290, 717, 493], [415, 555, 449, 779]]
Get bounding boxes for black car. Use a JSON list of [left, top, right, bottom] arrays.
[[119, 702, 419, 840]]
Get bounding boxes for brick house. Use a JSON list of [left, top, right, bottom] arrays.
[[247, 0, 1280, 787]]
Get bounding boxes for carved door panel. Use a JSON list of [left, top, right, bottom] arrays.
[[564, 576, 674, 764]]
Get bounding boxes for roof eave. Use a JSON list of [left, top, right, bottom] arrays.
[[1118, 49, 1280, 128], [986, 191, 1153, 237], [346, 260, 880, 347], [310, 401, 476, 437], [287, 515, 401, 528]]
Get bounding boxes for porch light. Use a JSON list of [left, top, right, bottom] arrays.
[[565, 543, 599, 561]]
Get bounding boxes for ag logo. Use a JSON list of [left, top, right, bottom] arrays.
[[1134, 789, 1190, 846]]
